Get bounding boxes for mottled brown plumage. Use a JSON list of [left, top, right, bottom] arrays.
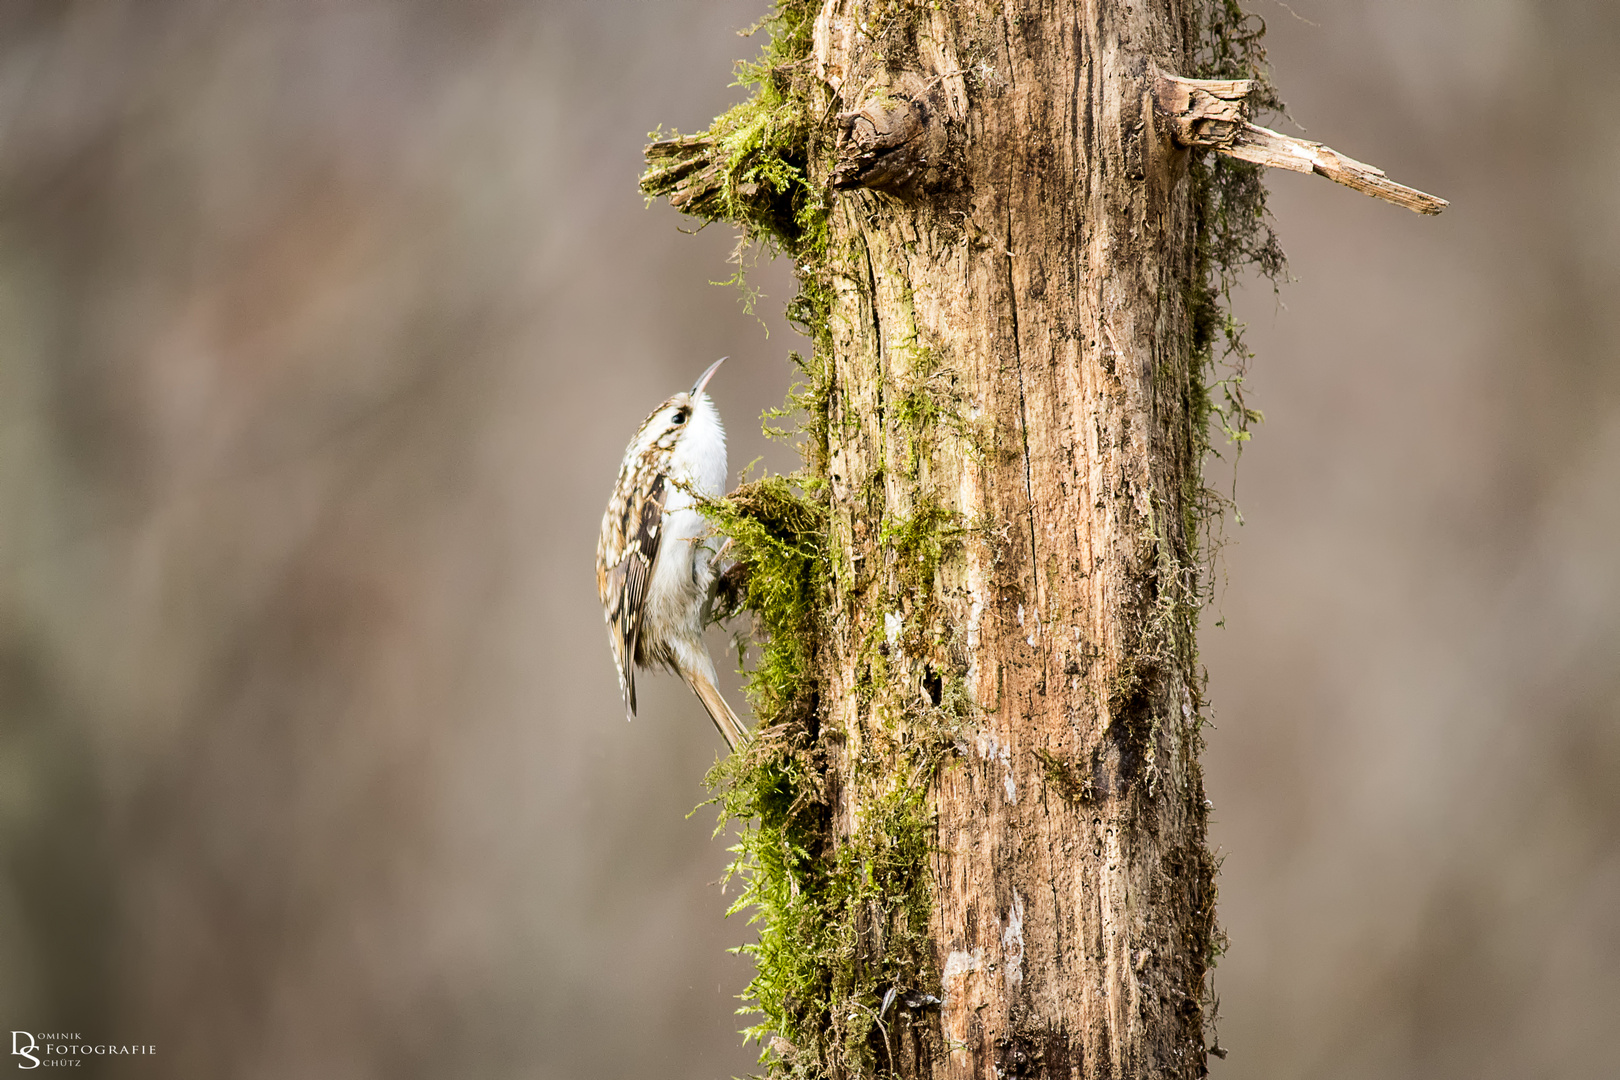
[[596, 358, 747, 749]]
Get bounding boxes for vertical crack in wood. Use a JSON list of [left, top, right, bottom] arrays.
[[862, 223, 885, 364], [1004, 219, 1041, 634]]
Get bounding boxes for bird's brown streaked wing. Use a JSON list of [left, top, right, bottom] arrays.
[[603, 469, 666, 718]]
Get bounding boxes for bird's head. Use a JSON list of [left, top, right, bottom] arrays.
[[631, 356, 727, 457]]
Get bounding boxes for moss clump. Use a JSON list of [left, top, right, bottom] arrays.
[[889, 343, 987, 481], [1034, 747, 1093, 806], [709, 734, 940, 1079], [697, 477, 839, 1074], [641, 1, 828, 260], [880, 499, 956, 595], [702, 476, 828, 728], [702, 473, 961, 1079]]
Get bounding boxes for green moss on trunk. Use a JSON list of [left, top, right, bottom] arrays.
[[701, 473, 966, 1078]]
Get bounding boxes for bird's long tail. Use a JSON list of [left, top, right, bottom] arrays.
[[686, 665, 748, 751]]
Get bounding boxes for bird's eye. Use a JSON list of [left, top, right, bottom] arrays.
[[672, 408, 689, 425]]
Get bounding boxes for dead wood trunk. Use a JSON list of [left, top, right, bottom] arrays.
[[813, 5, 1215, 1078]]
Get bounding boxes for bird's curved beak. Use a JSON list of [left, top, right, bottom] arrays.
[[690, 356, 728, 397]]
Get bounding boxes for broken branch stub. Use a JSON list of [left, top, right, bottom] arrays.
[[830, 74, 951, 198], [831, 94, 930, 195], [641, 134, 732, 219], [1153, 69, 1448, 216]]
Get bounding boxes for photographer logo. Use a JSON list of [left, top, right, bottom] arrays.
[[11, 1033, 156, 1069]]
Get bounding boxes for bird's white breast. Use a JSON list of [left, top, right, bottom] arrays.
[[644, 392, 726, 642]]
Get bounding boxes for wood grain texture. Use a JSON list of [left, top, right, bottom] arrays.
[[810, 2, 1215, 1076]]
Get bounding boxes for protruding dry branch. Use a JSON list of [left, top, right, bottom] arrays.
[[1154, 69, 1448, 216], [1218, 123, 1449, 215], [641, 135, 731, 218]]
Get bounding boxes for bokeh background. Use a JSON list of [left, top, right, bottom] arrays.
[[0, 1, 1613, 1077]]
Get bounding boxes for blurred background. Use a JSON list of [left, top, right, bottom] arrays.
[[0, 1, 1612, 1078]]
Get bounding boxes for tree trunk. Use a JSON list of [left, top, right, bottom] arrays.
[[816, 4, 1214, 1078], [651, 3, 1228, 1078]]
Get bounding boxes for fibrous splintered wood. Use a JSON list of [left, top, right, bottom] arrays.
[[641, 134, 729, 218], [1154, 69, 1448, 215]]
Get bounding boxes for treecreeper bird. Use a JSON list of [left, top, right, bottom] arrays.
[[597, 357, 748, 749]]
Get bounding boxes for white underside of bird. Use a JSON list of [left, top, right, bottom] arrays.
[[596, 358, 748, 749], [640, 402, 726, 683]]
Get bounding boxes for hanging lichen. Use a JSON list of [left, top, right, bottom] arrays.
[[1188, 0, 1288, 533]]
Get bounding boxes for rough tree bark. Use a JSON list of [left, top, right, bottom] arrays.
[[645, 3, 1439, 1079], [818, 6, 1214, 1076]]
